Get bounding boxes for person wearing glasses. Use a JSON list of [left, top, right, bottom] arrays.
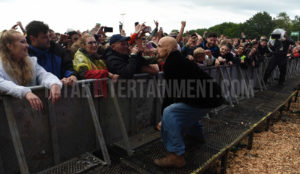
[[73, 34, 119, 81], [26, 21, 78, 86]]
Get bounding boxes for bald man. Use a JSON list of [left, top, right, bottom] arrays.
[[157, 37, 178, 59], [154, 37, 223, 168]]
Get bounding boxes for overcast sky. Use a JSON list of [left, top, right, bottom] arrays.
[[0, 0, 299, 36]]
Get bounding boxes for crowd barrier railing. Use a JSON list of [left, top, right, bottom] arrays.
[[0, 57, 299, 173]]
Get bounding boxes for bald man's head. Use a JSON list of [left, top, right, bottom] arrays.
[[157, 36, 178, 60]]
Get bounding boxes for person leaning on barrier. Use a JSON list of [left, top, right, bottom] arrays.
[[73, 34, 119, 81], [154, 37, 224, 168], [258, 36, 269, 55], [215, 42, 231, 66], [105, 34, 159, 78], [238, 42, 254, 69], [291, 43, 300, 59], [257, 37, 270, 61], [235, 44, 247, 65], [0, 30, 62, 110], [200, 32, 220, 58], [246, 41, 261, 68], [193, 47, 214, 66], [26, 21, 78, 86], [263, 28, 295, 86]]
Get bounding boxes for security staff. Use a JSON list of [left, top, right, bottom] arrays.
[[263, 28, 295, 86]]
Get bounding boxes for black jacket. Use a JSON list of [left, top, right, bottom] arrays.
[[105, 47, 148, 78], [257, 44, 270, 57], [162, 51, 224, 111], [270, 38, 295, 58]]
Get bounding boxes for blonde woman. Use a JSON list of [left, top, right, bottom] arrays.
[[0, 30, 62, 110], [73, 34, 119, 81]]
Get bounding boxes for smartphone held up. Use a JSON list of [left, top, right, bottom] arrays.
[[104, 27, 113, 33]]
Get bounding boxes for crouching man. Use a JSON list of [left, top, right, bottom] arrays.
[[154, 37, 224, 168]]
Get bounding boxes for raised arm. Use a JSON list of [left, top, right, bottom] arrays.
[[176, 21, 186, 43]]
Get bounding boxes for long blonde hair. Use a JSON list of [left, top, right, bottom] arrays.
[[0, 30, 34, 85]]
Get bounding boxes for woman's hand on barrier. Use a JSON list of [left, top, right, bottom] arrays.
[[25, 92, 43, 111], [228, 61, 233, 65], [49, 84, 61, 104]]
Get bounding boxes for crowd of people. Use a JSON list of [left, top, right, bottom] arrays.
[[1, 20, 300, 168]]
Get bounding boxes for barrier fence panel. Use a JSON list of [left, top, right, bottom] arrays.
[[111, 74, 163, 154], [0, 79, 112, 173], [223, 65, 239, 105], [226, 65, 242, 103], [1, 57, 300, 174], [0, 88, 55, 174], [201, 66, 233, 106]]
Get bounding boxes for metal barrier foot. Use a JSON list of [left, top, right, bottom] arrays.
[[220, 151, 228, 174], [265, 117, 271, 131], [287, 99, 292, 111], [247, 132, 254, 150], [278, 107, 284, 120], [294, 91, 298, 103]]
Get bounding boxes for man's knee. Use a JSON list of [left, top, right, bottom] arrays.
[[162, 104, 177, 126]]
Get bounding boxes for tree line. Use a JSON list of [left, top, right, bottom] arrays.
[[180, 11, 300, 40]]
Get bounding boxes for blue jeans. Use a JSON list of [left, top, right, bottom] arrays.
[[161, 102, 210, 155]]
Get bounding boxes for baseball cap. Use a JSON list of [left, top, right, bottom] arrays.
[[110, 34, 130, 45]]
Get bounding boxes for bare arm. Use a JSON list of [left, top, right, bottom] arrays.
[[176, 21, 186, 43]]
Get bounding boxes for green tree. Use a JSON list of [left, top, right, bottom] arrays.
[[207, 22, 243, 38], [274, 12, 292, 31], [171, 29, 179, 33], [187, 28, 207, 36], [291, 15, 300, 31], [243, 11, 275, 39], [290, 15, 300, 40]]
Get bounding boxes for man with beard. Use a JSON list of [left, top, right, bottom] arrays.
[[200, 32, 220, 58], [154, 37, 223, 168], [26, 21, 77, 86]]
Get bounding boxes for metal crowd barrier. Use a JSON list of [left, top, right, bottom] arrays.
[[0, 57, 299, 174]]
